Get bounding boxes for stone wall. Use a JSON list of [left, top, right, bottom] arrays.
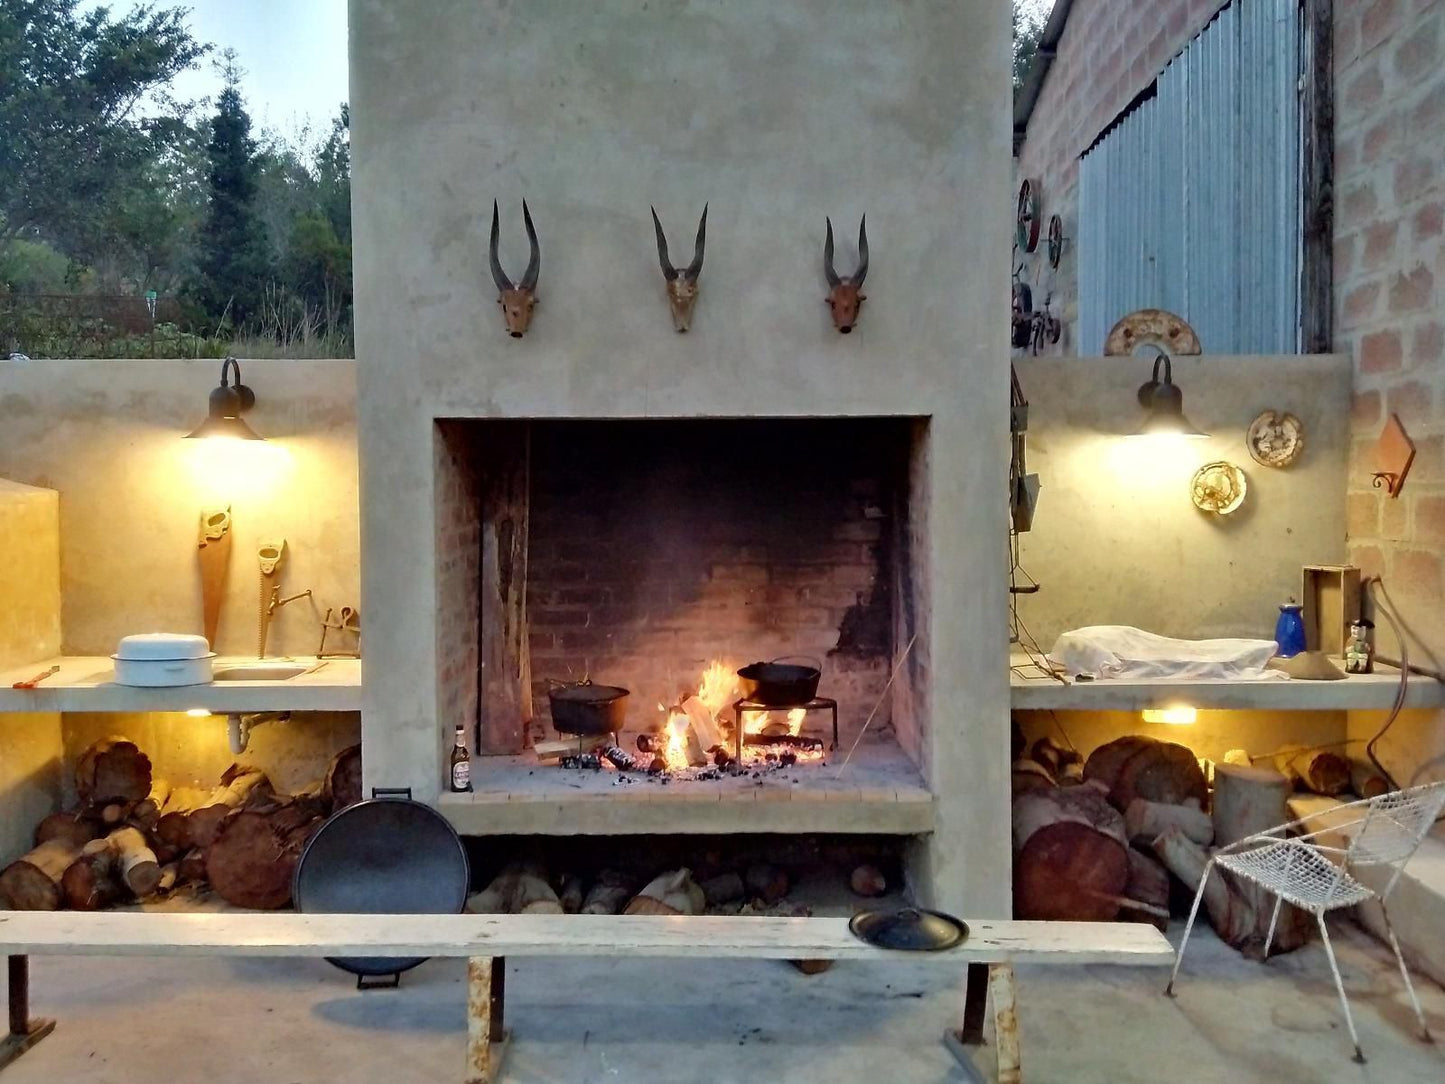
[[1335, 0, 1445, 788]]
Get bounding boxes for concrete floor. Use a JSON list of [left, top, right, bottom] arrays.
[[6, 920, 1444, 1083]]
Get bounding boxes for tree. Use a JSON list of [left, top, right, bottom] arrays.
[[191, 51, 269, 327], [1014, 3, 1047, 96], [0, 0, 207, 263]]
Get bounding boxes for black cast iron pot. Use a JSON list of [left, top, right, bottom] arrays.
[[547, 680, 630, 735], [737, 657, 822, 706]]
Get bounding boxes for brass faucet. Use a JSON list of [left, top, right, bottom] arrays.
[[261, 587, 313, 658], [256, 538, 312, 657]]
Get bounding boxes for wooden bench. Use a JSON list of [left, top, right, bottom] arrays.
[[0, 912, 1173, 1082]]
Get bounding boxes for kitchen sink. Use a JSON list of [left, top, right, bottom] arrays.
[[212, 663, 313, 681]]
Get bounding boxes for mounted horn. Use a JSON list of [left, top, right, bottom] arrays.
[[824, 214, 868, 333], [489, 199, 540, 338], [651, 203, 708, 332]]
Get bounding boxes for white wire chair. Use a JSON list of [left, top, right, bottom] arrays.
[[1165, 780, 1445, 1063]]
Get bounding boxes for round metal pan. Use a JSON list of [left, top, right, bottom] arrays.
[[547, 681, 630, 735], [737, 658, 822, 706], [293, 794, 470, 978]]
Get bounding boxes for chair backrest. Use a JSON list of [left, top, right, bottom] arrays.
[[1346, 781, 1445, 872]]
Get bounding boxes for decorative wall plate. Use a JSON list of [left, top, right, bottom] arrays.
[[1246, 410, 1304, 468], [1191, 461, 1248, 515]]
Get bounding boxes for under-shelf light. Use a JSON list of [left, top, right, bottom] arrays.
[[1143, 705, 1197, 726]]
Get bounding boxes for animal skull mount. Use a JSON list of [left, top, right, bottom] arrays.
[[651, 204, 707, 332], [489, 199, 541, 338], [824, 215, 869, 333]]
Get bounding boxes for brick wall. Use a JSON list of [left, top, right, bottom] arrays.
[[1336, 0, 1445, 783], [1014, 0, 1228, 354], [523, 419, 912, 750], [434, 423, 482, 756]]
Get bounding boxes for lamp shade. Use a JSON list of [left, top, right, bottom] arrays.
[[186, 357, 262, 440], [1133, 350, 1208, 438]]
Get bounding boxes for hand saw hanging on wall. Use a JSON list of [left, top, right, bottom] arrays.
[[197, 506, 232, 649]]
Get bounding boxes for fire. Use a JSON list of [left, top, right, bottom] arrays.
[[664, 710, 691, 768], [741, 705, 807, 739], [697, 660, 738, 718]]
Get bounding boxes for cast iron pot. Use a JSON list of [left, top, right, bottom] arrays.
[[737, 657, 822, 706], [547, 680, 630, 735], [293, 789, 470, 982]]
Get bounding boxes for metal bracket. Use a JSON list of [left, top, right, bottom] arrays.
[[371, 787, 413, 800], [355, 971, 402, 991]]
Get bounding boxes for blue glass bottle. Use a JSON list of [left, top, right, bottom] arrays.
[[1275, 602, 1307, 658]]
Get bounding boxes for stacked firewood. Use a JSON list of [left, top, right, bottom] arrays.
[[0, 738, 362, 912]]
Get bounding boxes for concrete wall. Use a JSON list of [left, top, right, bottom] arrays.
[[1014, 354, 1352, 647], [1334, 0, 1445, 791], [351, 0, 1012, 914], [1016, 709, 1346, 767], [1014, 0, 1226, 354], [0, 359, 359, 659], [0, 480, 64, 864]]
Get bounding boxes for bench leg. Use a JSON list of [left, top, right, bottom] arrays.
[[1, 956, 56, 1073], [943, 963, 1021, 1084], [465, 956, 510, 1084]]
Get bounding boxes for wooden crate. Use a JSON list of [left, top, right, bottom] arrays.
[[1302, 565, 1361, 656]]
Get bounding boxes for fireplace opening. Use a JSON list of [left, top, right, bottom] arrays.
[[436, 416, 930, 816]]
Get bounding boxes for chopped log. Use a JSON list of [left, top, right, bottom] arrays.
[[75, 737, 152, 805], [1030, 736, 1081, 778], [1222, 748, 1252, 767], [323, 744, 362, 812], [0, 840, 81, 910], [60, 839, 123, 910], [1085, 735, 1208, 812], [1013, 783, 1129, 921], [1124, 798, 1214, 846], [744, 863, 790, 905], [558, 874, 585, 914], [154, 863, 178, 895], [1153, 827, 1245, 940], [154, 785, 212, 851], [34, 810, 102, 849], [625, 869, 705, 916], [681, 696, 724, 753], [1119, 849, 1171, 930], [790, 959, 834, 975], [1350, 759, 1390, 800], [1272, 746, 1351, 797], [580, 870, 634, 915], [177, 848, 208, 884], [107, 826, 163, 897], [848, 864, 888, 898], [533, 734, 609, 762], [205, 801, 323, 909], [1058, 761, 1085, 784], [1213, 763, 1291, 848], [469, 868, 519, 914], [466, 864, 561, 914], [188, 768, 273, 850], [1012, 757, 1055, 796], [131, 778, 172, 828], [701, 871, 745, 906], [99, 801, 134, 826]]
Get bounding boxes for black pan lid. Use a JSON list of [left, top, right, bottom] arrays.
[[848, 907, 968, 951]]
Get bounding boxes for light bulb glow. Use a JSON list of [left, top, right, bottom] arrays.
[[1143, 706, 1197, 725]]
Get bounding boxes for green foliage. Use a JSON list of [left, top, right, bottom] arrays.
[[1014, 3, 1046, 96], [0, 236, 71, 293]]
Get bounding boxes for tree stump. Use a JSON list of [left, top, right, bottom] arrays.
[[206, 801, 323, 909], [1013, 782, 1129, 921], [323, 744, 363, 813], [0, 840, 81, 910], [1085, 735, 1207, 812], [75, 737, 152, 805]]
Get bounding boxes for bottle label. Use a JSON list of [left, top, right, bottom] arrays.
[[452, 759, 470, 789]]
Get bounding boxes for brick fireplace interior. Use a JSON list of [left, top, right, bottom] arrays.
[[436, 416, 931, 813]]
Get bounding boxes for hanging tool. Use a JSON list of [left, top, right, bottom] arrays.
[[197, 505, 232, 649], [11, 665, 60, 689]]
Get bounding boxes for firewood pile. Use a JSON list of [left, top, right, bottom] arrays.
[[1012, 731, 1381, 958], [0, 737, 362, 913]]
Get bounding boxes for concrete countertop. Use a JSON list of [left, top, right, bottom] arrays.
[[0, 656, 361, 714], [1010, 653, 1445, 712]]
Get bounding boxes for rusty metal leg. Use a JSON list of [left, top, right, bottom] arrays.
[[1, 956, 56, 1073], [944, 963, 1021, 1083], [465, 957, 509, 1084], [989, 964, 1021, 1084]]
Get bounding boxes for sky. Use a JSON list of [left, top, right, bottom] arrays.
[[89, 0, 350, 132]]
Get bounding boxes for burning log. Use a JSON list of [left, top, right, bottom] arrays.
[[1084, 735, 1208, 812], [1013, 781, 1129, 921], [580, 870, 634, 915], [600, 745, 641, 771], [60, 839, 124, 911], [323, 743, 363, 813], [0, 839, 81, 910], [849, 864, 888, 898], [1272, 746, 1350, 797], [625, 869, 705, 916], [681, 696, 724, 753], [34, 810, 102, 850], [1123, 798, 1213, 846], [75, 737, 153, 805], [206, 799, 323, 910], [107, 826, 162, 897]]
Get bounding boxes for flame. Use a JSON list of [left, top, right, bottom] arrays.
[[697, 661, 738, 718], [664, 710, 691, 768], [741, 705, 807, 739]]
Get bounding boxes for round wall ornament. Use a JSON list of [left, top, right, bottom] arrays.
[[1246, 410, 1304, 468], [1191, 461, 1248, 515]]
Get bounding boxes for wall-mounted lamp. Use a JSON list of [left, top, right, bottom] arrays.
[[1133, 346, 1208, 438], [186, 356, 263, 440], [1142, 705, 1197, 725]]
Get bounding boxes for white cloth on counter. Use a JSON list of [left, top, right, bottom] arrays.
[[1048, 625, 1286, 681]]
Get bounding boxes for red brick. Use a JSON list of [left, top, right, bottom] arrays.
[[1348, 491, 1381, 537], [1409, 84, 1445, 141], [1360, 329, 1404, 373], [1417, 201, 1445, 242], [1362, 116, 1399, 163], [1411, 435, 1445, 483], [1394, 13, 1440, 78], [1412, 321, 1445, 367], [1342, 182, 1379, 222], [1362, 0, 1404, 52], [1362, 220, 1399, 269], [1395, 156, 1436, 203], [1350, 543, 1386, 577], [1415, 496, 1445, 544], [1385, 379, 1433, 425], [1335, 233, 1358, 279], [1393, 548, 1443, 602], [1335, 133, 1360, 176], [1342, 62, 1385, 121], [1388, 264, 1434, 314], [1353, 389, 1383, 427], [1382, 492, 1409, 539], [1342, 281, 1381, 326]]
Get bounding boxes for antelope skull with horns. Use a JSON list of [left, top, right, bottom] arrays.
[[651, 204, 707, 332], [489, 200, 541, 338], [824, 215, 869, 333]]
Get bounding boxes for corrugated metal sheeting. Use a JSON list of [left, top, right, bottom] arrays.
[[1078, 0, 1301, 354]]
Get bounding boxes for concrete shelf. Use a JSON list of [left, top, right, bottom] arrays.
[[0, 656, 361, 714], [1010, 654, 1445, 712], [439, 743, 933, 836]]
